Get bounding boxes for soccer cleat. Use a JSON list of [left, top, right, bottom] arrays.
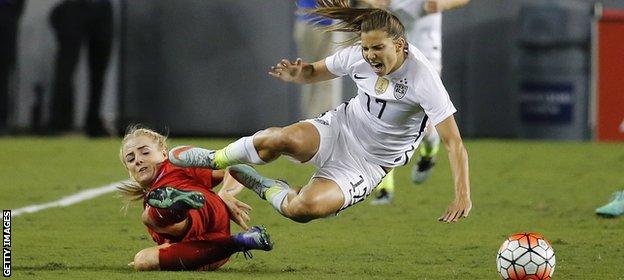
[[411, 156, 436, 184], [228, 164, 288, 200], [169, 146, 219, 169], [595, 190, 624, 217], [147, 186, 205, 210], [370, 188, 394, 205], [233, 225, 274, 252]]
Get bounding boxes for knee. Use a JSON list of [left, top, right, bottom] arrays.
[[133, 248, 160, 271], [257, 127, 300, 153], [286, 196, 331, 223]]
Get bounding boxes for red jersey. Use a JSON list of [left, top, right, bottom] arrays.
[[145, 160, 231, 244]]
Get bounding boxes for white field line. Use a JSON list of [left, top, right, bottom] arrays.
[[12, 181, 128, 217]]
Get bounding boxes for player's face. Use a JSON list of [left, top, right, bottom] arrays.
[[122, 135, 167, 186], [361, 30, 406, 76]]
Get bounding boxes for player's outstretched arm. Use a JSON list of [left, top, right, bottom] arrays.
[[268, 58, 337, 84], [435, 115, 472, 223], [217, 169, 253, 230]]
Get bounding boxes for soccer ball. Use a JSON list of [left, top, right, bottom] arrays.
[[496, 232, 556, 280]]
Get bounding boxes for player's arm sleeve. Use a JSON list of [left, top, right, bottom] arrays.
[[416, 67, 457, 126], [324, 45, 360, 77]]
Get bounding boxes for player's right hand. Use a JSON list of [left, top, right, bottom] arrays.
[[221, 193, 252, 230], [269, 58, 303, 83]]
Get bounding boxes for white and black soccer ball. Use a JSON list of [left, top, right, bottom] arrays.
[[496, 232, 556, 280]]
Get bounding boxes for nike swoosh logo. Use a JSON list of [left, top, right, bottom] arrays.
[[171, 146, 193, 160], [354, 74, 367, 79]]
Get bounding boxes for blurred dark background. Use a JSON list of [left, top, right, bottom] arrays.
[[6, 0, 624, 139]]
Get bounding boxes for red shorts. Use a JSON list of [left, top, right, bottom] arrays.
[[158, 240, 231, 271]]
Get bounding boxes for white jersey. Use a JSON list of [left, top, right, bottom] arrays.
[[390, 0, 442, 69], [324, 43, 456, 167]]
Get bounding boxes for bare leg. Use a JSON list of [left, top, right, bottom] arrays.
[[252, 121, 320, 163], [235, 122, 348, 221], [228, 164, 346, 223], [132, 243, 170, 271], [169, 121, 320, 170], [280, 177, 345, 223]]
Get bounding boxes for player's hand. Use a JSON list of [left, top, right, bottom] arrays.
[[438, 196, 472, 223], [423, 0, 442, 14], [221, 194, 252, 230], [269, 58, 303, 82]]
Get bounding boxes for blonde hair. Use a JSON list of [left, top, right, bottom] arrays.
[[117, 124, 168, 202], [309, 0, 406, 46]]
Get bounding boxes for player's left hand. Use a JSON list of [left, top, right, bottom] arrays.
[[221, 194, 253, 230], [268, 58, 303, 83], [438, 196, 472, 223]]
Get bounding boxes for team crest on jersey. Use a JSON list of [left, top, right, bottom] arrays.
[[394, 83, 408, 100], [375, 77, 389, 95]]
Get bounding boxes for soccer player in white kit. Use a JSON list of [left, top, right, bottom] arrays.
[[168, 0, 472, 224], [361, 0, 470, 205]]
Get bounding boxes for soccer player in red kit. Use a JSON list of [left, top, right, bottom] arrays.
[[118, 126, 273, 271]]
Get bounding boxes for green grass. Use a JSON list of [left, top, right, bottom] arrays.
[[2, 137, 624, 279]]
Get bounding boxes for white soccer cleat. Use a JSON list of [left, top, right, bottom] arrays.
[[168, 146, 218, 169]]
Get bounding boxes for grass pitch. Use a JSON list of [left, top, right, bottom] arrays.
[[2, 137, 624, 279]]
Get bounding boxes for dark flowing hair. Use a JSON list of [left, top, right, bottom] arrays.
[[309, 0, 406, 46]]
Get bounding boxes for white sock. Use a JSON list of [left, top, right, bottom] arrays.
[[265, 185, 290, 215], [221, 134, 266, 165]]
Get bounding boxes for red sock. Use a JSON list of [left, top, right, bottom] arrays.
[[147, 205, 188, 228], [158, 236, 238, 271]]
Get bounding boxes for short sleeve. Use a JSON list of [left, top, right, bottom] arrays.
[[416, 66, 457, 126], [324, 45, 360, 77]]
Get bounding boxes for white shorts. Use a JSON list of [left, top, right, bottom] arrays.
[[303, 103, 388, 210]]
